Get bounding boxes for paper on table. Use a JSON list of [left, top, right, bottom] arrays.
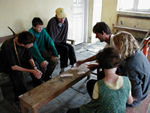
[[60, 73, 73, 77], [77, 71, 85, 75]]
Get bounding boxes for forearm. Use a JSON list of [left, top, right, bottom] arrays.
[[51, 45, 58, 56], [29, 59, 36, 68], [11, 65, 33, 73], [128, 70, 143, 99], [127, 90, 134, 104], [46, 35, 58, 56], [83, 55, 97, 63], [31, 46, 45, 63], [132, 84, 143, 99]]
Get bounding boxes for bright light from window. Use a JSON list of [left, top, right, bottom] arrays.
[[138, 0, 150, 10], [118, 0, 134, 10], [117, 0, 150, 13]]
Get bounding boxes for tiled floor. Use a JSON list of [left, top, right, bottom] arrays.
[[0, 41, 105, 113]]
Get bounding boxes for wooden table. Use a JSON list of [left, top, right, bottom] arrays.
[[19, 64, 90, 113]]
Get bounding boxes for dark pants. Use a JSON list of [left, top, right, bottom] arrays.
[[7, 62, 42, 101], [67, 108, 80, 113], [87, 69, 105, 98], [39, 50, 58, 81], [86, 80, 97, 98], [8, 71, 27, 101], [55, 42, 76, 68]]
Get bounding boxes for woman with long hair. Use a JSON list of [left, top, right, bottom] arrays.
[[113, 31, 150, 107]]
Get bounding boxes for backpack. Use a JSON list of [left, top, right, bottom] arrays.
[[142, 37, 150, 57]]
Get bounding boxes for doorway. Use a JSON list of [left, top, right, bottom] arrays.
[[72, 0, 88, 45]]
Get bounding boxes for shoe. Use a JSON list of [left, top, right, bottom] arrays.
[[60, 68, 65, 74]]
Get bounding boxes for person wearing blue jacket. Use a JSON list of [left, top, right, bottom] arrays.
[[113, 31, 150, 107]]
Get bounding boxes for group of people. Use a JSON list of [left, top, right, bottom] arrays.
[[67, 22, 150, 113], [0, 7, 150, 112], [0, 8, 76, 101]]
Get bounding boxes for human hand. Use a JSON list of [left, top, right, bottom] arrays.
[[40, 60, 49, 69], [87, 63, 98, 70], [76, 60, 85, 67], [133, 97, 137, 101], [51, 56, 57, 62], [32, 69, 42, 79]]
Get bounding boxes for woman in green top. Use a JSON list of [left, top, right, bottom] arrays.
[[67, 47, 133, 113]]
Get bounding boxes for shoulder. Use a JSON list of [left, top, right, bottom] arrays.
[[42, 28, 47, 32], [126, 50, 146, 65], [42, 28, 49, 35], [42, 28, 51, 37], [29, 28, 34, 33], [64, 18, 68, 24], [49, 17, 57, 24], [122, 76, 129, 81], [65, 18, 68, 22], [97, 79, 104, 86], [2, 38, 13, 48]]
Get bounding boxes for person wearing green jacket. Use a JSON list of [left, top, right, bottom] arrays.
[[29, 17, 58, 81]]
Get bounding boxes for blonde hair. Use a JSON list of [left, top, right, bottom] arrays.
[[113, 31, 139, 59]]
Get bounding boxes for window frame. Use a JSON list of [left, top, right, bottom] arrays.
[[117, 0, 150, 14]]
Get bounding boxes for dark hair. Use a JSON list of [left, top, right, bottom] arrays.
[[18, 31, 35, 45], [32, 17, 43, 27], [97, 47, 121, 69], [93, 22, 111, 35]]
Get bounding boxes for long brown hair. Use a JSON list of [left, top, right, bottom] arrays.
[[113, 31, 139, 59]]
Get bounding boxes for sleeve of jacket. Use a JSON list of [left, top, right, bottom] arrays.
[[30, 42, 45, 64], [61, 18, 68, 42], [43, 29, 58, 56], [46, 18, 57, 42], [127, 69, 143, 99]]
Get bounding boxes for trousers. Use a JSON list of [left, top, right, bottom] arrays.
[[7, 62, 42, 101], [39, 50, 58, 81], [55, 42, 76, 68]]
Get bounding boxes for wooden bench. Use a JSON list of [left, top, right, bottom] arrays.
[[19, 64, 90, 113], [0, 34, 14, 101]]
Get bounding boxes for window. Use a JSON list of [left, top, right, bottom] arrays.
[[117, 0, 150, 13]]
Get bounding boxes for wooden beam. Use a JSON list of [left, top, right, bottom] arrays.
[[113, 25, 148, 33], [0, 35, 13, 43]]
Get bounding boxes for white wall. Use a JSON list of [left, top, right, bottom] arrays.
[[0, 0, 73, 37]]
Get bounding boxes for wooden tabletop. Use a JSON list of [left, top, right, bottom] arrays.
[[19, 64, 90, 110]]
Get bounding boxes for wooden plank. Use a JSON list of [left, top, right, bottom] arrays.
[[113, 25, 148, 33], [0, 35, 13, 43], [117, 14, 150, 20], [67, 39, 75, 45], [19, 64, 90, 112]]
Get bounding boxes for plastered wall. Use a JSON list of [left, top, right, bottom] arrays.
[[101, 0, 117, 31], [87, 0, 93, 42], [2, 0, 149, 42], [0, 0, 73, 37]]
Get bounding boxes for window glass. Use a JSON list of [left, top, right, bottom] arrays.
[[117, 0, 150, 13], [118, 0, 134, 11], [138, 0, 150, 10]]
